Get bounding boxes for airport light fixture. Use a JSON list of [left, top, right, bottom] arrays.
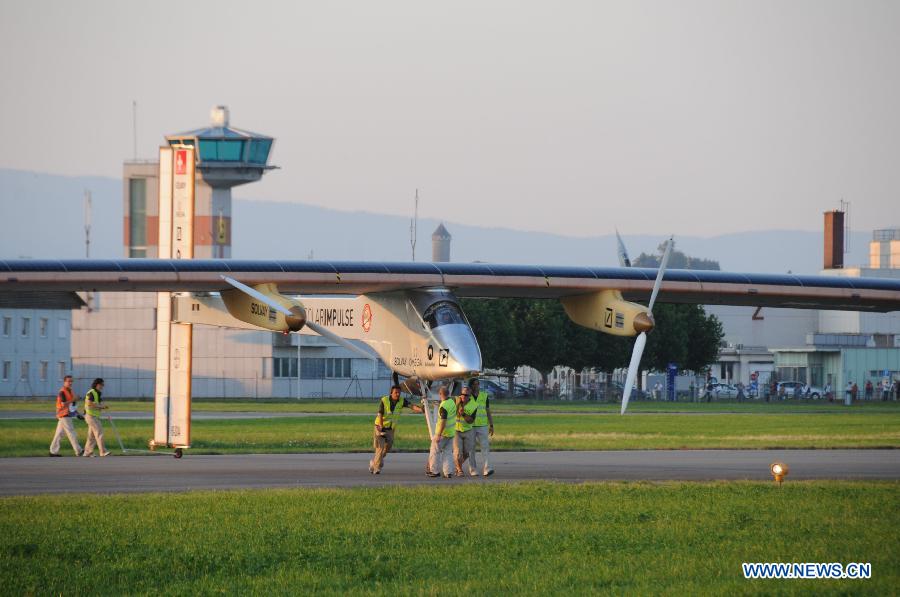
[[770, 461, 789, 485]]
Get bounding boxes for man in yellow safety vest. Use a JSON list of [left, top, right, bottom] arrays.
[[468, 378, 495, 476], [369, 385, 424, 474], [426, 385, 456, 478], [454, 387, 479, 477], [83, 378, 110, 457]]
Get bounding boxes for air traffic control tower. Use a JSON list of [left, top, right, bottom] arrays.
[[124, 106, 275, 258]]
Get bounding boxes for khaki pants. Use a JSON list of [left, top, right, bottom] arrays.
[[50, 417, 81, 455], [83, 415, 108, 456], [428, 435, 455, 477], [371, 427, 395, 472], [473, 425, 492, 475], [454, 429, 476, 475]]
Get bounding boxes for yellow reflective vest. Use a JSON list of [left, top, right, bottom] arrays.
[[472, 391, 489, 427], [84, 388, 102, 417], [376, 396, 404, 429], [455, 398, 478, 433], [439, 397, 457, 438]]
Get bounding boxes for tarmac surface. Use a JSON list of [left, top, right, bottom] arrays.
[[1, 449, 897, 495]]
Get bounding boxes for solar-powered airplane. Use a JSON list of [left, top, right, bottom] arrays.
[[2, 246, 899, 450]]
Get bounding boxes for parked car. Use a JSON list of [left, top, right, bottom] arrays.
[[776, 381, 823, 399], [707, 383, 739, 399]]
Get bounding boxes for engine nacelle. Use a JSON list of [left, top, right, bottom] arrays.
[[220, 283, 306, 332], [561, 289, 653, 337]]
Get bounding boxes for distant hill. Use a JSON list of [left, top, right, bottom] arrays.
[[0, 168, 873, 274]]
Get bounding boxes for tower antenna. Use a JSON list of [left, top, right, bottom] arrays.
[[410, 189, 419, 261], [132, 100, 138, 160]]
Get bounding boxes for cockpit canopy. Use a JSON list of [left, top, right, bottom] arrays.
[[423, 301, 467, 329]]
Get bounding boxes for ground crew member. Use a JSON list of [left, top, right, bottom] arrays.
[[369, 385, 424, 474], [426, 386, 456, 478], [83, 378, 110, 457], [454, 387, 478, 477], [49, 375, 82, 457], [468, 378, 494, 476]]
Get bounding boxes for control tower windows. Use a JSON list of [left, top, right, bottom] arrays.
[[198, 139, 245, 161]]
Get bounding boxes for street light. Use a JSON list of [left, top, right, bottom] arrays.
[[770, 461, 789, 485]]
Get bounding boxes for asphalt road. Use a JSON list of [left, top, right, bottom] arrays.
[[1, 449, 897, 495]]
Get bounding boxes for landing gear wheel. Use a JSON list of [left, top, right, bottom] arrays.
[[174, 448, 183, 459]]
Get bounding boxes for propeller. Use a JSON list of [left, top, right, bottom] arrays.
[[220, 276, 376, 359], [620, 237, 673, 414]]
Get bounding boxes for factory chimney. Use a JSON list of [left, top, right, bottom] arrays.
[[824, 210, 844, 270]]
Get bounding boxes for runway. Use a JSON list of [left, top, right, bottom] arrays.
[[1, 449, 897, 495]]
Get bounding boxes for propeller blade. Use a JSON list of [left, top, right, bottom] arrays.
[[220, 276, 294, 317], [620, 332, 647, 415], [222, 275, 374, 359], [647, 237, 674, 314], [305, 320, 377, 360], [615, 229, 632, 268]]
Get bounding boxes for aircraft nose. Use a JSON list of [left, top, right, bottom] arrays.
[[433, 324, 482, 376]]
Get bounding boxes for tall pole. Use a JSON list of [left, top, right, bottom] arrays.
[[132, 100, 138, 161], [296, 334, 302, 400], [84, 189, 92, 311], [410, 189, 418, 261], [84, 190, 92, 258]]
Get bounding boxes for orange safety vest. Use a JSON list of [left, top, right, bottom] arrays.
[[56, 387, 75, 419]]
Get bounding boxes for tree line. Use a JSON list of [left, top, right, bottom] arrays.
[[460, 298, 724, 382]]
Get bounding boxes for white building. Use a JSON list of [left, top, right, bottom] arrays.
[[0, 293, 82, 397]]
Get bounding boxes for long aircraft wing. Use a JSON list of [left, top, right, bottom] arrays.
[[1, 259, 898, 312]]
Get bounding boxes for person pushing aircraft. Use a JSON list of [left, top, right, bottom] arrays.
[[369, 385, 424, 474]]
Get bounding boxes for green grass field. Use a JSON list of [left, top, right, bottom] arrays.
[[3, 397, 899, 414], [3, 410, 899, 456], [1, 482, 896, 595]]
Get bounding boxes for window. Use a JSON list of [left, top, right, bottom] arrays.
[[57, 319, 67, 339], [2, 361, 10, 381], [40, 361, 48, 381], [21, 317, 30, 337], [2, 317, 10, 337], [20, 361, 29, 381], [248, 139, 272, 164], [39, 318, 48, 338], [129, 177, 147, 255], [58, 362, 66, 381], [326, 358, 352, 378], [198, 139, 244, 161], [274, 357, 299, 378], [301, 358, 325, 378], [422, 301, 466, 329]]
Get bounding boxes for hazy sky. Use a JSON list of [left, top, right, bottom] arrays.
[[1, 1, 897, 237]]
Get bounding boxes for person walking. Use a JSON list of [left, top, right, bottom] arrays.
[[469, 379, 495, 477], [453, 387, 479, 477], [82, 378, 110, 457], [426, 385, 456, 478], [49, 375, 82, 457], [369, 385, 424, 474]]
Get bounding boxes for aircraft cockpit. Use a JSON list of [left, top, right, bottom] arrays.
[[423, 301, 467, 329]]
